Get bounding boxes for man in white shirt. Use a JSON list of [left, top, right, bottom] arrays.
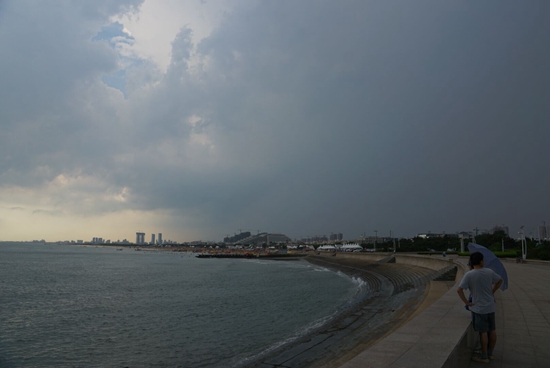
[[457, 252, 503, 363]]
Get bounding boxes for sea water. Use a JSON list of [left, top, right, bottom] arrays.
[[0, 243, 360, 367]]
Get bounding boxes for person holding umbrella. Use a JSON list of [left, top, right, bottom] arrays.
[[467, 242, 508, 291], [457, 251, 503, 363]]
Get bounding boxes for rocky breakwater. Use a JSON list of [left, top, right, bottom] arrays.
[[251, 253, 457, 368]]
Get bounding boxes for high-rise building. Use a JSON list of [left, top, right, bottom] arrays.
[[491, 225, 509, 236], [158, 233, 163, 245], [539, 226, 547, 241], [151, 233, 156, 245], [136, 232, 145, 245], [328, 233, 344, 241]]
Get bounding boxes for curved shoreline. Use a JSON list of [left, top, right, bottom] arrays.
[[248, 254, 455, 368]]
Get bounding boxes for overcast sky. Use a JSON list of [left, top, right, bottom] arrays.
[[0, 1, 548, 242]]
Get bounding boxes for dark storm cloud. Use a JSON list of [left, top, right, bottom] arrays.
[[138, 0, 548, 238], [0, 0, 548, 240]]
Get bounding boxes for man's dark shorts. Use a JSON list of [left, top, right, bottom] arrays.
[[472, 312, 495, 332]]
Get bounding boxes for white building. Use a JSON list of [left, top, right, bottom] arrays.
[[340, 243, 363, 251]]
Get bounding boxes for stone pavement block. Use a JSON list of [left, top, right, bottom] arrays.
[[527, 324, 549, 332], [502, 341, 535, 353], [368, 340, 414, 354], [502, 310, 522, 317], [502, 347, 537, 363], [420, 309, 448, 319], [502, 358, 548, 368], [499, 294, 516, 299], [401, 341, 452, 358], [529, 330, 550, 339], [436, 316, 471, 329], [418, 326, 465, 344], [340, 350, 400, 368], [401, 315, 435, 326], [534, 349, 550, 359], [523, 312, 545, 319], [517, 305, 539, 312], [393, 323, 431, 335], [432, 299, 457, 309], [389, 345, 448, 368], [384, 332, 422, 343], [468, 360, 491, 368], [500, 364, 538, 368], [500, 326, 530, 336]]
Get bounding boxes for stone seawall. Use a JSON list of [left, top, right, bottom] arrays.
[[323, 252, 456, 271], [251, 253, 458, 367], [339, 255, 469, 368]]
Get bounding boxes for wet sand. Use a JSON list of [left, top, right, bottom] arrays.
[[250, 254, 455, 368]]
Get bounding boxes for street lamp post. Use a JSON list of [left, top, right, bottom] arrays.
[[519, 227, 527, 260], [523, 234, 527, 259], [374, 230, 378, 252]]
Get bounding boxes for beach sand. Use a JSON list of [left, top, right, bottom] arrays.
[[250, 253, 455, 368]]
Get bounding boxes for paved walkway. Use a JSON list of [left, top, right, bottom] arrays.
[[339, 257, 550, 368], [467, 260, 550, 368]]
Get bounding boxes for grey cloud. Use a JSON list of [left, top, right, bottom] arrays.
[[171, 27, 194, 64], [74, 0, 144, 22], [0, 1, 146, 190], [32, 209, 64, 216]]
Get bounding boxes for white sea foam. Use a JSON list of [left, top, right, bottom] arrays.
[[312, 266, 331, 272], [351, 276, 367, 288], [231, 309, 340, 368]]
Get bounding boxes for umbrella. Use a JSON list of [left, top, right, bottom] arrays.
[[467, 243, 508, 291]]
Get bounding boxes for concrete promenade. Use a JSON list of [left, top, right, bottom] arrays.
[[468, 259, 550, 368], [340, 257, 550, 368]]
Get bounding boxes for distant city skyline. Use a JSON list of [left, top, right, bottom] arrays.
[[6, 221, 550, 244]]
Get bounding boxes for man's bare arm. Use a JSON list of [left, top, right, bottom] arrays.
[[492, 279, 503, 294], [457, 287, 473, 306]]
